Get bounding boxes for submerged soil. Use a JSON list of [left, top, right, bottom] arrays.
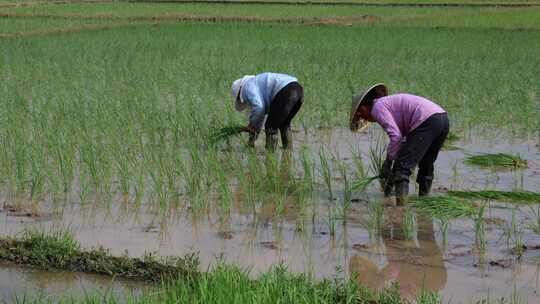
[[0, 128, 539, 302]]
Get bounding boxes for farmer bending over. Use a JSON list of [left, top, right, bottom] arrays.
[[350, 84, 449, 205], [231, 72, 303, 151]]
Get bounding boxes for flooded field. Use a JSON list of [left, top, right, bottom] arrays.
[[1, 128, 538, 302], [0, 262, 147, 301]]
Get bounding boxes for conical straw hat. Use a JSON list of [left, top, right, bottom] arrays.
[[349, 83, 388, 132]]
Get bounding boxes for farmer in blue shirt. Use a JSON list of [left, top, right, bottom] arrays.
[[231, 72, 303, 150]]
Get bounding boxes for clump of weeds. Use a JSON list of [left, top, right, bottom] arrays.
[[0, 229, 199, 281]]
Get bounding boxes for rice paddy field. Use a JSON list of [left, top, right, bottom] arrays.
[[0, 0, 540, 303]]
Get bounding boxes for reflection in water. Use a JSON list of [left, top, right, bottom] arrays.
[[350, 207, 447, 300]]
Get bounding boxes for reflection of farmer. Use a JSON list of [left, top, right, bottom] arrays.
[[350, 209, 447, 300], [350, 84, 449, 205], [231, 73, 303, 151]]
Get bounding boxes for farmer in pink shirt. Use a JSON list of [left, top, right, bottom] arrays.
[[350, 84, 449, 205]]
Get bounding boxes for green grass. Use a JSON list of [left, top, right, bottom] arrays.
[[0, 230, 199, 281], [448, 190, 540, 203], [15, 261, 444, 304], [464, 153, 528, 169]]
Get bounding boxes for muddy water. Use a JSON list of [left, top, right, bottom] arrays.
[[0, 262, 148, 301], [1, 128, 539, 302]]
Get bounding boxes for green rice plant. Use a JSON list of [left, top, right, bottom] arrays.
[[368, 140, 386, 187], [464, 153, 528, 169], [367, 200, 384, 237], [526, 205, 540, 235], [502, 208, 525, 257], [328, 204, 337, 237], [318, 148, 333, 200], [448, 190, 540, 204], [352, 147, 378, 192], [209, 124, 244, 144], [437, 218, 450, 247], [338, 161, 352, 220], [28, 142, 46, 202], [299, 147, 315, 193], [352, 176, 378, 192], [410, 196, 476, 220], [403, 207, 416, 241], [474, 202, 487, 251]]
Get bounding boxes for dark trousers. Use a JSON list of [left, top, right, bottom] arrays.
[[265, 82, 304, 132], [393, 113, 449, 185]]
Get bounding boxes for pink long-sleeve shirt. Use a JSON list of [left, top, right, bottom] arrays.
[[371, 94, 446, 161]]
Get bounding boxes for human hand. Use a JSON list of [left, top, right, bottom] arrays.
[[242, 125, 257, 134]]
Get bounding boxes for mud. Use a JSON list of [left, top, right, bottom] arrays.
[[0, 128, 539, 302]]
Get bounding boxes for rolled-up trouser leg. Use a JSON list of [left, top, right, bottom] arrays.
[[265, 82, 303, 150], [392, 113, 449, 201]]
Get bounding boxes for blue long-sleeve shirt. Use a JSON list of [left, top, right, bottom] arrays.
[[240, 73, 298, 131]]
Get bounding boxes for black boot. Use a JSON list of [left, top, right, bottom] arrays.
[[418, 179, 433, 196], [395, 180, 409, 206]]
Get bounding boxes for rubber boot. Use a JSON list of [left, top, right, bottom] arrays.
[[418, 179, 433, 197], [280, 126, 293, 150], [395, 180, 409, 206], [265, 128, 278, 152]]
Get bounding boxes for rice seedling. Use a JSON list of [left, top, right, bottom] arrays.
[[526, 205, 540, 235], [352, 176, 378, 192], [367, 200, 384, 237], [319, 148, 333, 200], [410, 196, 476, 220], [448, 190, 540, 204], [299, 147, 315, 194], [502, 208, 525, 257], [464, 153, 528, 169], [403, 206, 416, 241], [209, 124, 245, 144], [368, 139, 386, 190], [352, 141, 386, 192], [438, 218, 450, 247], [338, 160, 352, 221], [474, 202, 487, 252], [328, 204, 337, 237]]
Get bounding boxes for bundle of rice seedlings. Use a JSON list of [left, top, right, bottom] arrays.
[[464, 153, 527, 169], [410, 196, 476, 220], [210, 124, 244, 144], [448, 190, 540, 204], [352, 176, 378, 192]]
